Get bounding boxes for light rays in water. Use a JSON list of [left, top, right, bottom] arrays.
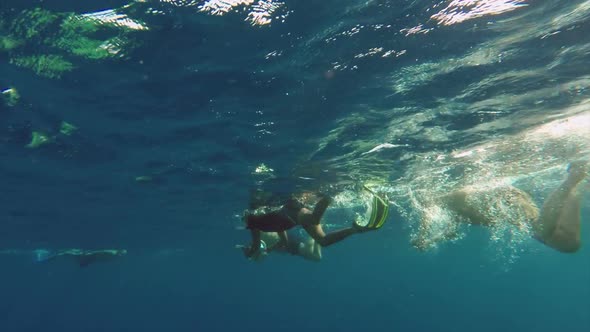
[[431, 0, 528, 26], [303, 0, 590, 261], [81, 8, 150, 31]]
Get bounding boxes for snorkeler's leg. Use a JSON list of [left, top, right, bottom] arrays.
[[312, 240, 322, 260], [298, 196, 332, 226], [267, 231, 289, 252], [536, 161, 588, 253], [303, 224, 358, 247]]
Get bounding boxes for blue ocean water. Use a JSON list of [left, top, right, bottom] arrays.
[[1, 0, 589, 331]]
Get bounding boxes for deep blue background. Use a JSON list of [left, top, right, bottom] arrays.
[[2, 209, 589, 332], [1, 0, 589, 331]]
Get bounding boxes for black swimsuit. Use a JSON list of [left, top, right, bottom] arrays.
[[246, 198, 304, 232]]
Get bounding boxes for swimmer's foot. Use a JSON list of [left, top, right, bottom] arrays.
[[566, 160, 589, 185], [353, 221, 373, 233], [353, 219, 384, 233], [353, 221, 363, 233]]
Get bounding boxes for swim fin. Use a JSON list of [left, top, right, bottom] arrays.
[[355, 186, 389, 231]]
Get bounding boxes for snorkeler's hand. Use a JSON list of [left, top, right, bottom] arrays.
[[235, 245, 254, 258], [243, 246, 255, 258]]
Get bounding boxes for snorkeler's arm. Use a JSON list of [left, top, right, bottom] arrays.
[[278, 231, 288, 247], [246, 229, 262, 257], [267, 231, 289, 252]]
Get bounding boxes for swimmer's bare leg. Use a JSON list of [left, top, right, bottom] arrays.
[[298, 196, 332, 226], [536, 161, 588, 253], [298, 196, 359, 247]]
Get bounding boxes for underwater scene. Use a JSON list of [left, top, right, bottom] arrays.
[[1, 0, 589, 331]]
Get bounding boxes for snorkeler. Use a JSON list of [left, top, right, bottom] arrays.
[[242, 189, 389, 259], [413, 161, 589, 253], [237, 229, 323, 262], [35, 249, 127, 267]]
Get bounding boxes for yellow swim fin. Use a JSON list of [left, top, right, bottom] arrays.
[[358, 185, 390, 230]]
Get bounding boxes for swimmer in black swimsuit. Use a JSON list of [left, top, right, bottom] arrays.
[[243, 194, 381, 258]]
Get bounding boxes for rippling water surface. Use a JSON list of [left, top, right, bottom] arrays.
[[1, 1, 589, 331]]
